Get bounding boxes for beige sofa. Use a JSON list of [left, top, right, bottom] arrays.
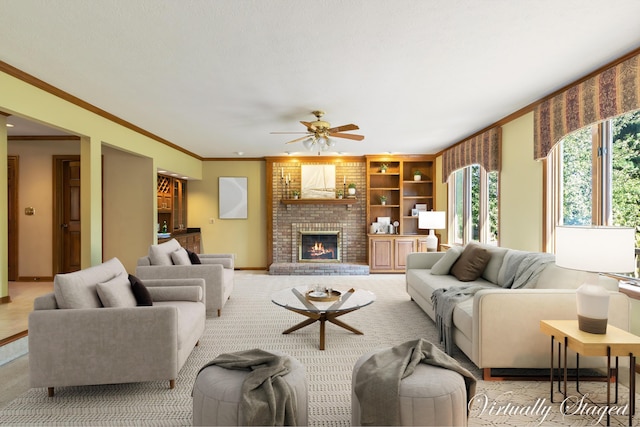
[[406, 244, 631, 380], [29, 257, 206, 396], [135, 238, 235, 317]]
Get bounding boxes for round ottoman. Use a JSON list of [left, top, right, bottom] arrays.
[[192, 351, 308, 426], [352, 349, 468, 426]]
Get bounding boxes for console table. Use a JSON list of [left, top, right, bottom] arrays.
[[540, 320, 640, 426]]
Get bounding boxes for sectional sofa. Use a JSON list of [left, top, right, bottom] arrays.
[[406, 243, 631, 380]]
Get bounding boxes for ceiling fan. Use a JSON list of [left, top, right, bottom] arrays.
[[271, 110, 364, 154]]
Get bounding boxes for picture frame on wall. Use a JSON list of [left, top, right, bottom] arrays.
[[219, 177, 248, 219]]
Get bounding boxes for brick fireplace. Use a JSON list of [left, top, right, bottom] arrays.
[[267, 158, 369, 275]]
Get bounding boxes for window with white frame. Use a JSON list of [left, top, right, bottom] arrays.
[[448, 165, 499, 246]]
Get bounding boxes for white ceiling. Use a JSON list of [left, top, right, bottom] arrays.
[[2, 0, 640, 158]]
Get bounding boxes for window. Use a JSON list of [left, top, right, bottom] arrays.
[[548, 110, 640, 277], [448, 165, 499, 246]]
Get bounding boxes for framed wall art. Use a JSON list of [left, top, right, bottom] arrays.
[[219, 177, 248, 219]]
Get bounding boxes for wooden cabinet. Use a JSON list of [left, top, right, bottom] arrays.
[[366, 155, 436, 273], [369, 235, 428, 273], [157, 174, 187, 233]]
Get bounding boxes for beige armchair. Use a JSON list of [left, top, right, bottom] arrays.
[[135, 239, 235, 317], [28, 258, 206, 396]]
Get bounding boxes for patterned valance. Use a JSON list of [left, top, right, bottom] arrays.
[[441, 127, 501, 183], [534, 53, 640, 160]]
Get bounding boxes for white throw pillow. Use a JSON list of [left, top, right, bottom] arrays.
[[96, 273, 137, 308], [170, 248, 192, 265], [148, 238, 182, 265], [430, 246, 464, 275]]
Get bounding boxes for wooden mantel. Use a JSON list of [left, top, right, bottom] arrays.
[[280, 198, 356, 210]]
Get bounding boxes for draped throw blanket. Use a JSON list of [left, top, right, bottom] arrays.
[[354, 338, 477, 426], [431, 285, 491, 355], [195, 349, 297, 426], [501, 252, 556, 289]]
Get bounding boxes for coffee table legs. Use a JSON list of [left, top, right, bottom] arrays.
[[281, 307, 362, 350]]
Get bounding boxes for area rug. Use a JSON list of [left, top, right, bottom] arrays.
[[1, 272, 637, 426]]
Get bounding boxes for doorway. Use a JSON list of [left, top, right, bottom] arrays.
[[8, 156, 18, 281], [53, 156, 81, 274]]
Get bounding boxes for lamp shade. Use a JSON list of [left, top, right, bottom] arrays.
[[555, 226, 636, 273], [418, 211, 446, 230], [556, 226, 636, 334]]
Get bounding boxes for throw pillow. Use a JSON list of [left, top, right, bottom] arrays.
[[54, 257, 127, 309], [96, 273, 137, 308], [450, 243, 492, 282], [129, 274, 153, 306], [171, 248, 192, 265], [148, 238, 182, 266], [187, 249, 201, 264], [430, 246, 464, 275]]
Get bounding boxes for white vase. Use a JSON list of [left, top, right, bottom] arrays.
[[348, 188, 356, 195], [414, 175, 421, 181], [381, 201, 386, 205]]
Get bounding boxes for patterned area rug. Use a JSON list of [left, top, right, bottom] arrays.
[[1, 272, 637, 426]]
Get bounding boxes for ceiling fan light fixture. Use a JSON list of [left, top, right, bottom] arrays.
[[302, 137, 315, 150]]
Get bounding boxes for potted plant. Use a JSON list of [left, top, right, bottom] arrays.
[[347, 183, 356, 196], [380, 163, 388, 173], [413, 170, 422, 181], [379, 195, 387, 205], [292, 190, 300, 199], [337, 189, 344, 199]]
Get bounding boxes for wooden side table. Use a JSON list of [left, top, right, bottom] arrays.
[[540, 320, 640, 426]]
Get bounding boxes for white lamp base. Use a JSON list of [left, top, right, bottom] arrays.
[[425, 230, 438, 252]]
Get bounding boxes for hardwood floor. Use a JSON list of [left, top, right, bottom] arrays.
[[0, 281, 53, 346]]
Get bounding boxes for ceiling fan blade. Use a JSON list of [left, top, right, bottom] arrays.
[[300, 121, 315, 130], [270, 131, 310, 134], [329, 132, 365, 141], [328, 124, 359, 133], [284, 135, 313, 144]]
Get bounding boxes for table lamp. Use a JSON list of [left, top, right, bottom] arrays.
[[418, 211, 446, 252], [555, 226, 636, 334]]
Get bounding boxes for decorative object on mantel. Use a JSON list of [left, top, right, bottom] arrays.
[[555, 225, 636, 334], [347, 183, 357, 196], [270, 110, 365, 155], [301, 165, 336, 199], [413, 170, 422, 181], [418, 211, 446, 252], [292, 190, 300, 199], [337, 190, 344, 199]]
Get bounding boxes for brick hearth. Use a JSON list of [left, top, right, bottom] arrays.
[[268, 262, 369, 275]]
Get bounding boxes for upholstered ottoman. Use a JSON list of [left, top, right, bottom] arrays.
[[192, 351, 308, 426], [352, 349, 468, 426]]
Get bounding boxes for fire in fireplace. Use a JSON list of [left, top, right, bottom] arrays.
[[299, 231, 340, 263]]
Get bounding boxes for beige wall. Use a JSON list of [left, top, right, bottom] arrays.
[[8, 139, 80, 277], [499, 112, 544, 251], [188, 160, 267, 269], [102, 145, 154, 273]]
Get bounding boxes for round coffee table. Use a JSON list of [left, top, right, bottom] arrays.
[[271, 286, 376, 350]]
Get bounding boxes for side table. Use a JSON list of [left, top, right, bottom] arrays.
[[540, 320, 640, 426]]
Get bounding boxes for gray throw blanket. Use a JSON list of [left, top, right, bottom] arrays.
[[195, 349, 297, 426], [354, 338, 477, 426], [431, 284, 490, 355], [501, 252, 556, 289]]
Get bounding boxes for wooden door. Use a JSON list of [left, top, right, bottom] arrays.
[[54, 157, 82, 274], [394, 238, 417, 271], [369, 237, 393, 271], [7, 156, 18, 281]]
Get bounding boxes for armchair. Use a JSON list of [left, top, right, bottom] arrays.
[[135, 239, 235, 317], [28, 257, 206, 396]]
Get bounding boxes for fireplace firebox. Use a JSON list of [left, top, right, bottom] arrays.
[[298, 231, 340, 263]]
